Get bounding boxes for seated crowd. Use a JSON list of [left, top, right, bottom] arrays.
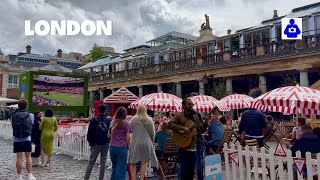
[[33, 84, 84, 95], [32, 95, 67, 106]]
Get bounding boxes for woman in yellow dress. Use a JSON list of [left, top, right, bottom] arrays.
[[39, 108, 58, 166]]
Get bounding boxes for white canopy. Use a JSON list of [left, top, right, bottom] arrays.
[[6, 104, 18, 108], [0, 97, 18, 103]]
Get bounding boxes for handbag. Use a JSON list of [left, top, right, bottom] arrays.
[[32, 144, 36, 153], [141, 118, 159, 168]]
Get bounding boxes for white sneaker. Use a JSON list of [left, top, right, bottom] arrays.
[[28, 174, 36, 180], [15, 175, 23, 180]]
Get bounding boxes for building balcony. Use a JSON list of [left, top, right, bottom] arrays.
[[88, 34, 320, 85]]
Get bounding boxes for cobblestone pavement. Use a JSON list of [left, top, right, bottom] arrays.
[[0, 138, 111, 180], [0, 138, 278, 180]]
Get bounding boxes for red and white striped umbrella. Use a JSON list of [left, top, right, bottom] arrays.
[[250, 99, 320, 115], [257, 85, 320, 110], [220, 94, 254, 109], [129, 92, 182, 112], [191, 95, 230, 112]]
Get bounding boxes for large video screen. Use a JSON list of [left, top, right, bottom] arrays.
[[32, 75, 85, 106]]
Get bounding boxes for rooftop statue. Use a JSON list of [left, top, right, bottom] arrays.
[[205, 14, 210, 29], [201, 14, 211, 30]]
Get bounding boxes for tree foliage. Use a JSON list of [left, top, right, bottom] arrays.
[[206, 79, 226, 100], [90, 43, 105, 61], [279, 75, 299, 87]]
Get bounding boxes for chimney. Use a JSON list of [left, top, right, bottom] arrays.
[[273, 10, 278, 18], [227, 29, 231, 35], [57, 49, 62, 58], [26, 45, 31, 54]]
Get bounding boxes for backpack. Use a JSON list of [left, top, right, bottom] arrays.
[[94, 116, 110, 145], [11, 110, 32, 138]]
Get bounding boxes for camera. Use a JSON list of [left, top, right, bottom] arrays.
[[289, 27, 296, 33]]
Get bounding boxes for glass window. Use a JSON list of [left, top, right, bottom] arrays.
[[8, 75, 18, 88], [276, 25, 282, 41], [261, 29, 270, 43], [315, 16, 320, 34], [181, 50, 185, 59], [224, 39, 231, 51], [186, 49, 191, 58], [175, 51, 179, 60], [159, 55, 164, 62], [104, 65, 109, 72], [207, 43, 213, 54], [244, 34, 252, 46], [231, 36, 240, 49], [302, 18, 308, 36], [253, 31, 260, 45]]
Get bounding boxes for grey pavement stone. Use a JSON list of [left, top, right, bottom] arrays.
[[0, 138, 110, 180]]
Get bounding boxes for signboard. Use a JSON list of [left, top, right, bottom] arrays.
[[228, 151, 239, 165], [274, 141, 287, 157], [205, 154, 223, 180], [293, 158, 306, 175]]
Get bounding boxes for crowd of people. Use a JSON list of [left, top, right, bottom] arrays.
[[10, 99, 59, 180], [32, 95, 67, 106], [33, 84, 84, 95], [8, 97, 320, 180], [34, 75, 83, 84]]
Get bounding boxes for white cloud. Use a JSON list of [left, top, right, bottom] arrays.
[[0, 0, 318, 55]]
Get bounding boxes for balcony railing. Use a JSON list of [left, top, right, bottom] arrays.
[[89, 34, 320, 84]]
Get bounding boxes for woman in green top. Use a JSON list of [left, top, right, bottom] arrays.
[[39, 108, 58, 166]]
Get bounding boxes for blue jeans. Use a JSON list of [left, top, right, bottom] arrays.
[[110, 146, 128, 180], [196, 134, 203, 180]]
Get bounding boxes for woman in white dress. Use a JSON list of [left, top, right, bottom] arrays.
[[128, 105, 157, 180]]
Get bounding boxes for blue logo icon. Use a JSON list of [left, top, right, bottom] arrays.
[[284, 19, 301, 38]]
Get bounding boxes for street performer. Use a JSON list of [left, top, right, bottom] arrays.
[[168, 97, 208, 180]]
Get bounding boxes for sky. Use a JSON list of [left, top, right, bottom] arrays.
[[0, 0, 318, 55]]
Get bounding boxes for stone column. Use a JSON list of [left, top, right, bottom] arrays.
[[270, 25, 276, 42], [240, 34, 245, 48], [299, 70, 309, 87], [259, 75, 267, 94], [226, 78, 233, 95], [176, 82, 182, 97], [139, 86, 143, 97], [157, 84, 162, 93], [99, 89, 104, 100], [199, 80, 205, 95], [225, 78, 234, 120]]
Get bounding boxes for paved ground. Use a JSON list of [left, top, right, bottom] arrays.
[[0, 138, 161, 180], [0, 138, 111, 180], [0, 137, 280, 180]]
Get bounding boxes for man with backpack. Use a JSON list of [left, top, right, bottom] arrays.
[[84, 104, 112, 180], [11, 99, 36, 180]]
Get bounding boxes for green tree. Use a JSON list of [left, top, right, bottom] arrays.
[[207, 79, 226, 100], [279, 75, 299, 87], [168, 83, 177, 95], [90, 43, 105, 61]]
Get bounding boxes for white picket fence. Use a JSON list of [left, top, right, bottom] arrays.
[[223, 143, 320, 180], [0, 121, 155, 177]]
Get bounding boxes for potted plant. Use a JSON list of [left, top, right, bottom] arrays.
[[249, 87, 261, 98]]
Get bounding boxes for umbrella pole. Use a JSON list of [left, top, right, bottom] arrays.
[[237, 109, 239, 120]]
